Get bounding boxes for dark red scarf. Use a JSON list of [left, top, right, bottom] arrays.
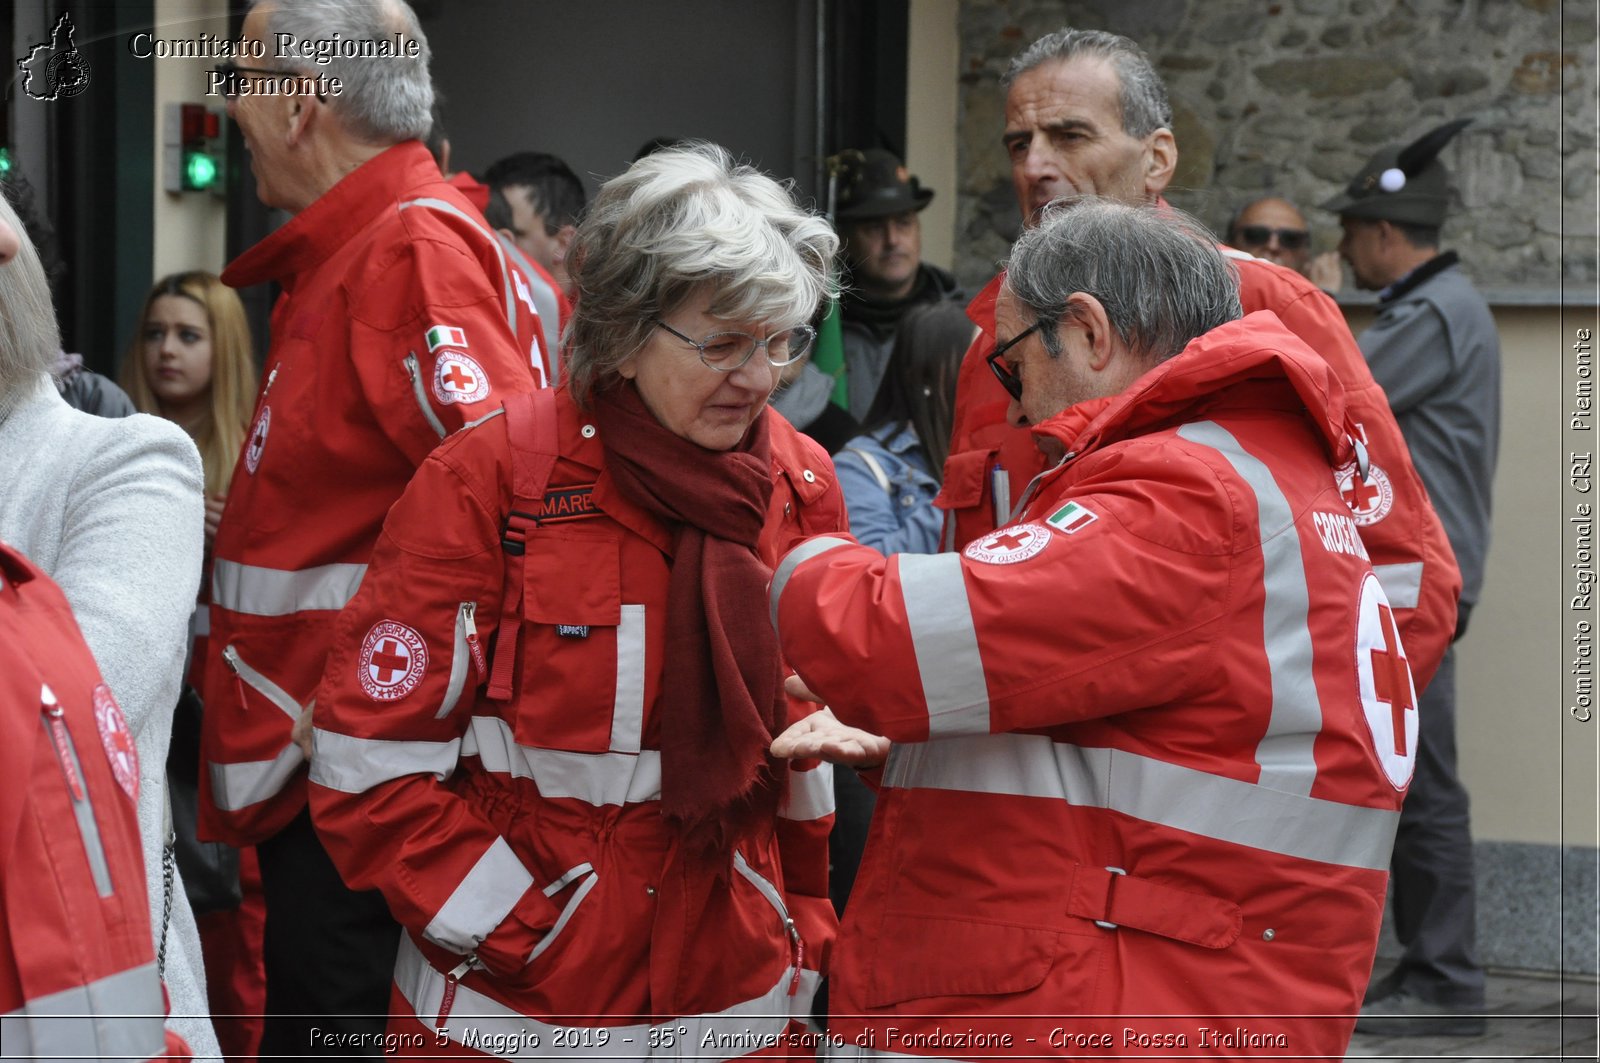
[[592, 382, 784, 852]]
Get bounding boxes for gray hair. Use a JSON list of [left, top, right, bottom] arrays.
[[1005, 197, 1241, 365], [259, 0, 432, 143], [1003, 29, 1171, 138], [565, 142, 838, 406], [0, 192, 62, 404]]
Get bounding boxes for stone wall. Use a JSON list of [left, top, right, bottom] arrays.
[[953, 0, 1589, 297]]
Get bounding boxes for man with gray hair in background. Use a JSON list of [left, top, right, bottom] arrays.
[[937, 28, 1461, 702], [771, 198, 1413, 1058], [199, 1, 540, 1054]]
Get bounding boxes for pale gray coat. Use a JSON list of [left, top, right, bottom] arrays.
[[0, 373, 222, 1062]]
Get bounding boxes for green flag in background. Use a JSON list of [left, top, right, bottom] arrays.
[[813, 290, 848, 410]]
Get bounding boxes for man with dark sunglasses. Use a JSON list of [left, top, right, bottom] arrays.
[[1227, 196, 1314, 276]]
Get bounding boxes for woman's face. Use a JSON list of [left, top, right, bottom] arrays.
[[618, 292, 786, 451], [142, 294, 214, 416]]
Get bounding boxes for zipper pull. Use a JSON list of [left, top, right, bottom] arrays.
[[41, 684, 85, 802], [785, 917, 804, 996], [462, 603, 486, 681], [436, 956, 474, 1027], [223, 645, 249, 711]]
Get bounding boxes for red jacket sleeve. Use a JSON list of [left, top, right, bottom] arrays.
[[308, 424, 560, 979]]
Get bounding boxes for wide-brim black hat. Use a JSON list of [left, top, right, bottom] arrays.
[[1320, 118, 1472, 227], [830, 148, 934, 220]]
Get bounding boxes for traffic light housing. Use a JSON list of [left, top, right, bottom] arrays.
[[164, 102, 224, 194]]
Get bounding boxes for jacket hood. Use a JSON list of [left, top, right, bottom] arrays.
[[1032, 311, 1359, 469]]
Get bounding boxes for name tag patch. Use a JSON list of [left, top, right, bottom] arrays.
[[557, 625, 591, 639], [539, 484, 600, 525]]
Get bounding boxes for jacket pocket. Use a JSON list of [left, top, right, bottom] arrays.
[[734, 850, 805, 989], [436, 603, 484, 720], [221, 644, 303, 721], [527, 862, 599, 968], [41, 697, 114, 898], [862, 912, 1093, 1008], [512, 532, 631, 753], [403, 352, 448, 439]]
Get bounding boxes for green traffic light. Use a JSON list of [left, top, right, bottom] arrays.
[[185, 150, 218, 190], [0, 148, 12, 180]]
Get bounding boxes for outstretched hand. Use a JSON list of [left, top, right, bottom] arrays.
[[771, 706, 891, 769]]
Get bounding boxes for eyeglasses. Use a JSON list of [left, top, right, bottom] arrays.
[[985, 321, 1044, 402], [214, 59, 327, 102], [1236, 225, 1310, 251], [652, 319, 816, 372]]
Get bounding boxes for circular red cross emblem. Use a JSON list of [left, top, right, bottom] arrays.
[[245, 405, 271, 475], [1334, 460, 1394, 526], [432, 351, 490, 405], [93, 684, 139, 801], [963, 522, 1053, 565], [358, 620, 428, 702]]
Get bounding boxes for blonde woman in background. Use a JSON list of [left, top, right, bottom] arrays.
[[123, 271, 262, 1063]]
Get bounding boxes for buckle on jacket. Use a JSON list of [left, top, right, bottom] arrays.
[[1095, 866, 1127, 929]]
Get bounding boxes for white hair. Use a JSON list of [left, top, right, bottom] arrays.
[[565, 142, 838, 405], [0, 191, 62, 406]]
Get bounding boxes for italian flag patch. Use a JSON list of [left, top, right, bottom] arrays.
[[425, 324, 467, 352], [1045, 500, 1098, 533]]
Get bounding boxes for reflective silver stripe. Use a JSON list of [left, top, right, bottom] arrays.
[[732, 850, 792, 923], [223, 644, 303, 720], [778, 763, 835, 821], [393, 933, 817, 1057], [609, 605, 646, 753], [460, 716, 662, 805], [308, 729, 460, 793], [423, 837, 534, 954], [528, 863, 597, 962], [207, 744, 305, 811], [439, 604, 473, 720], [497, 233, 562, 383], [405, 352, 449, 439], [1373, 561, 1423, 610], [44, 716, 112, 897], [884, 732, 1398, 870], [770, 536, 855, 630], [401, 196, 518, 336], [0, 961, 166, 1062], [897, 552, 990, 737], [212, 559, 367, 617], [1178, 421, 1321, 797]]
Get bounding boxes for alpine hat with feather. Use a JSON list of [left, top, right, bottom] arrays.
[[1320, 118, 1473, 227]]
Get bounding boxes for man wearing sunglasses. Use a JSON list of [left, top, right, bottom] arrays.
[[772, 199, 1413, 1058], [937, 26, 1460, 701], [199, 1, 542, 1056], [1227, 196, 1314, 276]]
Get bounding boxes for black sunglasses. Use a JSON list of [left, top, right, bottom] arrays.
[[986, 321, 1044, 402], [1236, 225, 1310, 251]]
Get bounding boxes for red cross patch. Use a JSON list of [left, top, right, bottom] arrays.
[[92, 684, 139, 801], [358, 620, 429, 702], [962, 522, 1053, 565], [245, 405, 271, 475], [432, 350, 490, 405], [1334, 460, 1394, 526], [1355, 571, 1418, 790]]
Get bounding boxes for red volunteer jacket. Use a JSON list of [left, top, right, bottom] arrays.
[[775, 314, 1415, 1058], [0, 542, 188, 1061], [307, 390, 841, 1055], [199, 141, 540, 845], [938, 244, 1460, 692]]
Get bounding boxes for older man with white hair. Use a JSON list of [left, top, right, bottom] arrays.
[[198, 1, 541, 1054]]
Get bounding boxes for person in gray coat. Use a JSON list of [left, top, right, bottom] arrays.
[[1323, 118, 1501, 1038], [0, 186, 222, 1062]]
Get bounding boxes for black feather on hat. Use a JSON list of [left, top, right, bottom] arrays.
[[1320, 118, 1474, 227]]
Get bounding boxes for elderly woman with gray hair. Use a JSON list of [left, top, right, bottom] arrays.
[[307, 143, 845, 1054], [0, 190, 222, 1059]]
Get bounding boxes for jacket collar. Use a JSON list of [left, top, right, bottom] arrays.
[[1030, 311, 1357, 469], [222, 140, 440, 289]]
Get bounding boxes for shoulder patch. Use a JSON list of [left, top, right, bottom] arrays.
[[1044, 500, 1098, 534], [964, 522, 1053, 564], [433, 351, 491, 405], [93, 684, 139, 801], [1335, 460, 1394, 526], [426, 324, 468, 352], [359, 621, 429, 702]]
